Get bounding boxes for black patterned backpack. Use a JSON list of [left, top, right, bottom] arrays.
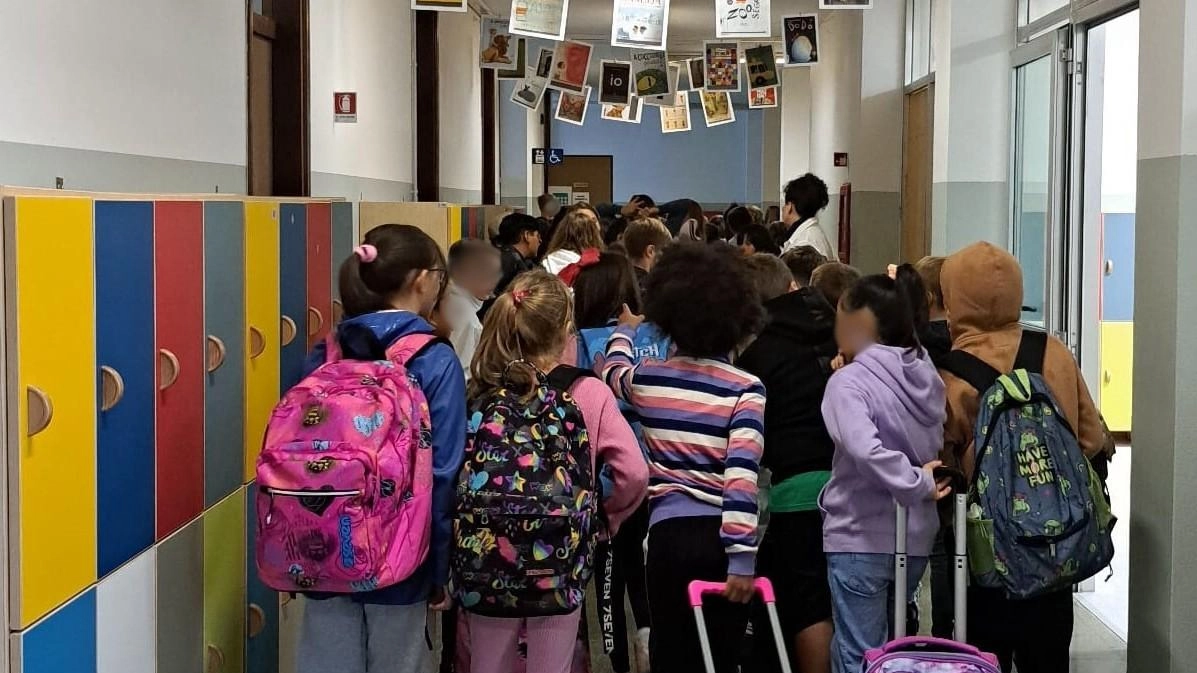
[[452, 366, 599, 617]]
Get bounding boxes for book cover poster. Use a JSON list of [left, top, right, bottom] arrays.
[[820, 0, 872, 8], [659, 91, 692, 133], [631, 49, 671, 97], [715, 0, 771, 38], [704, 41, 741, 92], [602, 98, 644, 123], [412, 0, 467, 11], [556, 86, 591, 126], [510, 59, 550, 111], [509, 0, 570, 41], [481, 17, 517, 69], [744, 44, 779, 89], [747, 86, 778, 108], [547, 40, 593, 94], [599, 60, 633, 104], [701, 90, 735, 127], [496, 38, 529, 79], [643, 62, 683, 107], [611, 0, 670, 51], [685, 57, 705, 91], [783, 14, 819, 67]]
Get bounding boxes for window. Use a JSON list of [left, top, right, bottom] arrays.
[[1028, 0, 1069, 24], [906, 0, 934, 84]]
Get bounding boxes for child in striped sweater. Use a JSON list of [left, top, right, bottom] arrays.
[[597, 242, 767, 673]]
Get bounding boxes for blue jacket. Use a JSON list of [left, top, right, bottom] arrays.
[[302, 310, 466, 605]]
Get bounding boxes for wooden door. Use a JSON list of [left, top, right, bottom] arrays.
[[94, 201, 156, 577], [901, 85, 933, 262], [205, 202, 248, 507], [244, 202, 281, 481], [6, 196, 97, 628], [204, 489, 247, 673], [97, 548, 155, 673], [245, 488, 280, 673], [155, 201, 207, 539], [546, 155, 614, 206], [330, 202, 354, 324], [249, 16, 275, 196], [305, 203, 333, 349], [13, 589, 96, 673], [156, 518, 204, 673], [279, 204, 307, 393]]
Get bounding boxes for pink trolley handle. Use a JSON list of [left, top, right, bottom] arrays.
[[688, 579, 792, 673]]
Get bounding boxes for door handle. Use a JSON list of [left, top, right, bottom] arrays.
[[205, 644, 225, 673], [248, 603, 266, 638], [206, 335, 227, 373], [159, 349, 180, 390], [249, 326, 266, 359], [307, 306, 325, 337], [99, 366, 126, 412], [1104, 370, 1111, 385], [1105, 259, 1115, 276], [281, 315, 298, 347], [27, 386, 53, 437]]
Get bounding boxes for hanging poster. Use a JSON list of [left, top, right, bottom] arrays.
[[599, 60, 633, 105], [496, 38, 529, 79], [820, 0, 872, 8], [535, 46, 555, 79], [602, 98, 644, 123], [643, 62, 683, 107], [510, 55, 551, 111], [556, 86, 591, 126], [631, 49, 671, 98], [704, 41, 741, 92], [701, 90, 735, 127], [744, 44, 779, 89], [611, 0, 670, 51], [783, 15, 819, 67], [715, 0, 771, 39], [481, 17, 518, 68], [747, 86, 778, 108], [509, 0, 570, 41], [660, 91, 692, 133], [412, 0, 467, 11], [547, 40, 593, 94], [685, 58, 705, 91]]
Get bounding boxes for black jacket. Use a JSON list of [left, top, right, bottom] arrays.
[[920, 319, 952, 368], [736, 289, 838, 483], [481, 246, 539, 318]]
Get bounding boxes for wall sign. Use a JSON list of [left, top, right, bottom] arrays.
[[532, 148, 565, 165], [334, 92, 358, 123], [834, 152, 849, 167]]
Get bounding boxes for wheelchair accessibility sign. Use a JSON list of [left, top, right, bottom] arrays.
[[532, 148, 565, 165]]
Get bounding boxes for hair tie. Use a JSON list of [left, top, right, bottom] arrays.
[[355, 245, 378, 263], [511, 289, 530, 305]]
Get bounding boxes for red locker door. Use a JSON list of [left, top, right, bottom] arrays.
[[155, 201, 206, 539], [306, 203, 333, 350]]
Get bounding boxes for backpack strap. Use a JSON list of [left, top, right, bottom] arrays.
[[386, 332, 449, 367], [545, 365, 598, 392], [1014, 329, 1048, 375], [940, 350, 1002, 394]]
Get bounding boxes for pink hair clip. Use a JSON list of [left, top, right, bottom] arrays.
[[511, 289, 530, 305], [355, 244, 378, 263]]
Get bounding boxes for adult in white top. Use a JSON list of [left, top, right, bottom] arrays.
[[443, 240, 502, 378], [542, 205, 603, 275], [779, 173, 834, 258]]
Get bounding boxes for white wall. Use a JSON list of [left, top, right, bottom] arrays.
[[809, 11, 864, 250], [310, 0, 415, 199], [438, 10, 484, 202]]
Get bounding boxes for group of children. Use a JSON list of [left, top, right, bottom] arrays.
[[284, 175, 1109, 673]]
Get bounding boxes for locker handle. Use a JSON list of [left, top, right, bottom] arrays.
[[332, 299, 344, 325], [1105, 259, 1115, 276], [249, 326, 266, 359], [281, 315, 298, 347], [207, 335, 227, 373], [248, 603, 266, 638], [159, 349, 180, 390], [26, 386, 53, 437], [99, 366, 126, 412], [307, 306, 325, 337], [1104, 370, 1111, 385], [205, 643, 225, 673]]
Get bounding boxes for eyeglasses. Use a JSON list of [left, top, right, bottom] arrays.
[[428, 267, 449, 291]]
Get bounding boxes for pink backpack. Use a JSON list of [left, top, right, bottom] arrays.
[[255, 332, 437, 593]]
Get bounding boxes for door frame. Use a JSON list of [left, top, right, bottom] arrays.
[[900, 81, 934, 262]]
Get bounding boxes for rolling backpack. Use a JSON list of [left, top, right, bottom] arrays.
[[453, 366, 599, 617], [254, 332, 439, 594], [942, 330, 1115, 600]]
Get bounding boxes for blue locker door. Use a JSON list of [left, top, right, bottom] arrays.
[[204, 202, 247, 507], [245, 485, 280, 673], [331, 202, 354, 323], [280, 204, 308, 393], [94, 200, 156, 578], [19, 588, 98, 673], [1101, 213, 1136, 322]]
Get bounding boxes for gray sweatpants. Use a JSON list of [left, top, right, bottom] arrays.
[[297, 596, 431, 673]]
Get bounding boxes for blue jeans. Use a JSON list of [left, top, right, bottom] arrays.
[[826, 553, 928, 673]]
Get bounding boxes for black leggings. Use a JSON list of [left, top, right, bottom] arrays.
[[603, 501, 651, 673], [968, 586, 1074, 673]]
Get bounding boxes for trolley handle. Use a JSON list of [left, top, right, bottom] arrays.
[[687, 578, 776, 607]]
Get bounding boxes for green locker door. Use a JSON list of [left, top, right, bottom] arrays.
[[205, 488, 247, 673]]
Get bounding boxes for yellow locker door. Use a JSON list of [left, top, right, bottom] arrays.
[[244, 202, 280, 481], [204, 488, 247, 673], [5, 196, 97, 628], [1100, 321, 1134, 433]]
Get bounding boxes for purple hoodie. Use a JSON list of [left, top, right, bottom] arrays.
[[819, 344, 946, 556]]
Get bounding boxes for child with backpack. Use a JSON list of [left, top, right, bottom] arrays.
[[819, 265, 952, 673], [597, 242, 767, 673], [454, 270, 648, 673], [938, 242, 1111, 673], [264, 224, 466, 673]]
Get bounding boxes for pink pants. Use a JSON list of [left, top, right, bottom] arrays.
[[465, 609, 583, 673]]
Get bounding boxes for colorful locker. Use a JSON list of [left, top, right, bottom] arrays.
[[280, 203, 308, 393], [244, 202, 281, 481], [205, 202, 247, 507], [306, 202, 333, 349], [330, 201, 354, 324], [94, 201, 156, 577], [97, 548, 156, 673], [155, 201, 206, 539], [245, 486, 280, 673], [205, 488, 247, 673], [4, 196, 98, 628], [12, 589, 97, 673], [156, 517, 204, 673]]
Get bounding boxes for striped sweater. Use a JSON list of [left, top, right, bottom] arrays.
[[600, 325, 766, 576]]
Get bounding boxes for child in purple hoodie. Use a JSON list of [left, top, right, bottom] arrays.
[[819, 265, 952, 673]]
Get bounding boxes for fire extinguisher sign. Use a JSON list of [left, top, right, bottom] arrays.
[[334, 92, 358, 123]]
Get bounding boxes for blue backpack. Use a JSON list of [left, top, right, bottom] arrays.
[[943, 331, 1115, 599]]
